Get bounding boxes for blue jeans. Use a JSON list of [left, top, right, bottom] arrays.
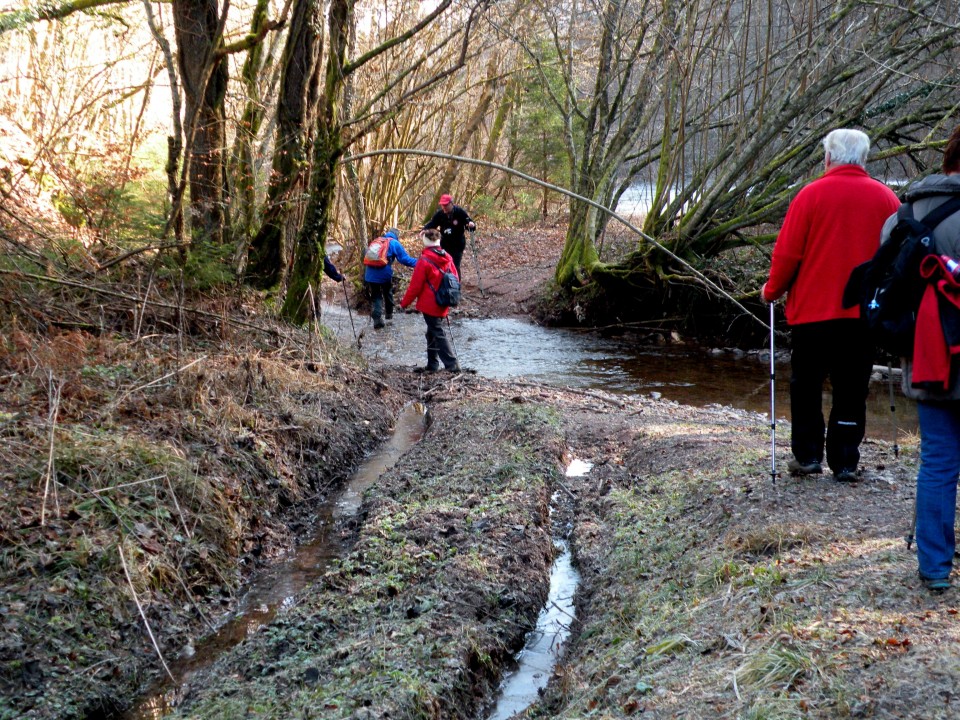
[[916, 400, 960, 580]]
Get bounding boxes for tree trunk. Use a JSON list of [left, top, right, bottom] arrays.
[[282, 0, 352, 323], [172, 0, 228, 247], [229, 0, 271, 250], [246, 0, 324, 288]]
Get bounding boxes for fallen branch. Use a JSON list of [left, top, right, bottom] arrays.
[[41, 372, 62, 526], [117, 541, 176, 682], [0, 268, 282, 339]]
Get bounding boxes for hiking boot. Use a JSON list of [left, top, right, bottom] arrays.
[[921, 575, 951, 592], [444, 364, 462, 373], [414, 366, 440, 374], [834, 468, 859, 483], [373, 320, 385, 329], [787, 458, 822, 476]]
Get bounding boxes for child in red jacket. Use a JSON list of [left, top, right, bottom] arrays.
[[400, 229, 461, 373]]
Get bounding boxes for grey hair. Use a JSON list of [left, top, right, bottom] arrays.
[[822, 129, 870, 167]]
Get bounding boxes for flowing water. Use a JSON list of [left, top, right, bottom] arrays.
[[319, 302, 918, 432], [485, 459, 589, 720], [122, 403, 429, 720]]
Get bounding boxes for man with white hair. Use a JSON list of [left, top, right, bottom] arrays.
[[763, 129, 900, 482]]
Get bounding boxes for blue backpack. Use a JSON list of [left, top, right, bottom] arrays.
[[423, 257, 461, 307]]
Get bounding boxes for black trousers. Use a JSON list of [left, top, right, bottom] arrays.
[[440, 239, 465, 277], [423, 314, 458, 370], [789, 319, 874, 473], [365, 279, 393, 326]]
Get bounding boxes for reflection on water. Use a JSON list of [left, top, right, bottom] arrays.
[[121, 403, 429, 719], [320, 303, 917, 433]]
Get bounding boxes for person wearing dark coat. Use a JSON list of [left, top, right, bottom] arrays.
[[881, 124, 960, 591], [323, 255, 343, 282], [399, 229, 461, 373], [422, 193, 476, 277], [363, 228, 416, 329]]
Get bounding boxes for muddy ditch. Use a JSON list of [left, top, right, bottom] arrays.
[[159, 388, 569, 719], [0, 334, 409, 720]]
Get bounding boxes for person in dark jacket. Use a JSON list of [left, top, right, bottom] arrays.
[[880, 124, 960, 591], [323, 255, 343, 282], [363, 228, 416, 329], [422, 193, 476, 277], [762, 128, 900, 482], [399, 229, 461, 373]]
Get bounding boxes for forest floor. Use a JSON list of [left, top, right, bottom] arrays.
[[1, 224, 958, 720]]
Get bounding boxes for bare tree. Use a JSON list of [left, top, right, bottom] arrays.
[[517, 0, 960, 323]]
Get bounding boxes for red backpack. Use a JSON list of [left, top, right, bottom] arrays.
[[363, 236, 391, 267]]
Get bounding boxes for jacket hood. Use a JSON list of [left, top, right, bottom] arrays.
[[902, 173, 960, 203], [384, 230, 399, 240]]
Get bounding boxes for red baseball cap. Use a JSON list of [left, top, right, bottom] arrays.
[[439, 194, 453, 205]]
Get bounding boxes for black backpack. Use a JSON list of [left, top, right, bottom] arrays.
[[842, 194, 960, 356], [423, 257, 461, 307]]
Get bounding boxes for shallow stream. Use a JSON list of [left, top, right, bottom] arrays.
[[319, 302, 918, 433], [122, 301, 914, 719]]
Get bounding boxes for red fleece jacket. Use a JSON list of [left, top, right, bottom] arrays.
[[763, 165, 900, 325], [400, 246, 459, 318]]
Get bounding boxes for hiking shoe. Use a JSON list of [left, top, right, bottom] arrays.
[[373, 321, 385, 329], [413, 366, 440, 374], [787, 458, 822, 475], [834, 468, 859, 483], [444, 364, 462, 373], [921, 575, 951, 592]]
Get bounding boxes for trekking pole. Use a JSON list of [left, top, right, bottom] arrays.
[[888, 356, 915, 548], [886, 357, 900, 459], [469, 230, 485, 297], [341, 279, 359, 347], [906, 497, 917, 550], [445, 315, 458, 358], [769, 301, 778, 484]]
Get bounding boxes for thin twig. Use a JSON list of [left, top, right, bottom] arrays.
[[92, 475, 167, 495], [117, 541, 176, 682], [165, 475, 192, 540], [110, 355, 208, 410], [41, 372, 62, 527]]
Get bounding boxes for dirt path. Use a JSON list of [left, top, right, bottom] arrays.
[[157, 371, 955, 720]]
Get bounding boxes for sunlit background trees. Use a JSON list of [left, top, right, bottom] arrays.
[[1, 0, 958, 330]]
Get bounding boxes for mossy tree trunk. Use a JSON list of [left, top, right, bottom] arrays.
[[229, 0, 271, 249], [281, 0, 352, 323], [246, 0, 324, 288], [171, 0, 228, 248]]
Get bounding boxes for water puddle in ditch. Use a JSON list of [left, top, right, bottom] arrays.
[[485, 457, 588, 720], [121, 403, 429, 720]]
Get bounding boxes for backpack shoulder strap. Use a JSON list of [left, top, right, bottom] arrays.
[[915, 195, 960, 231]]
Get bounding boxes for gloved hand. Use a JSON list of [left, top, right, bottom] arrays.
[[467, 222, 476, 231]]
